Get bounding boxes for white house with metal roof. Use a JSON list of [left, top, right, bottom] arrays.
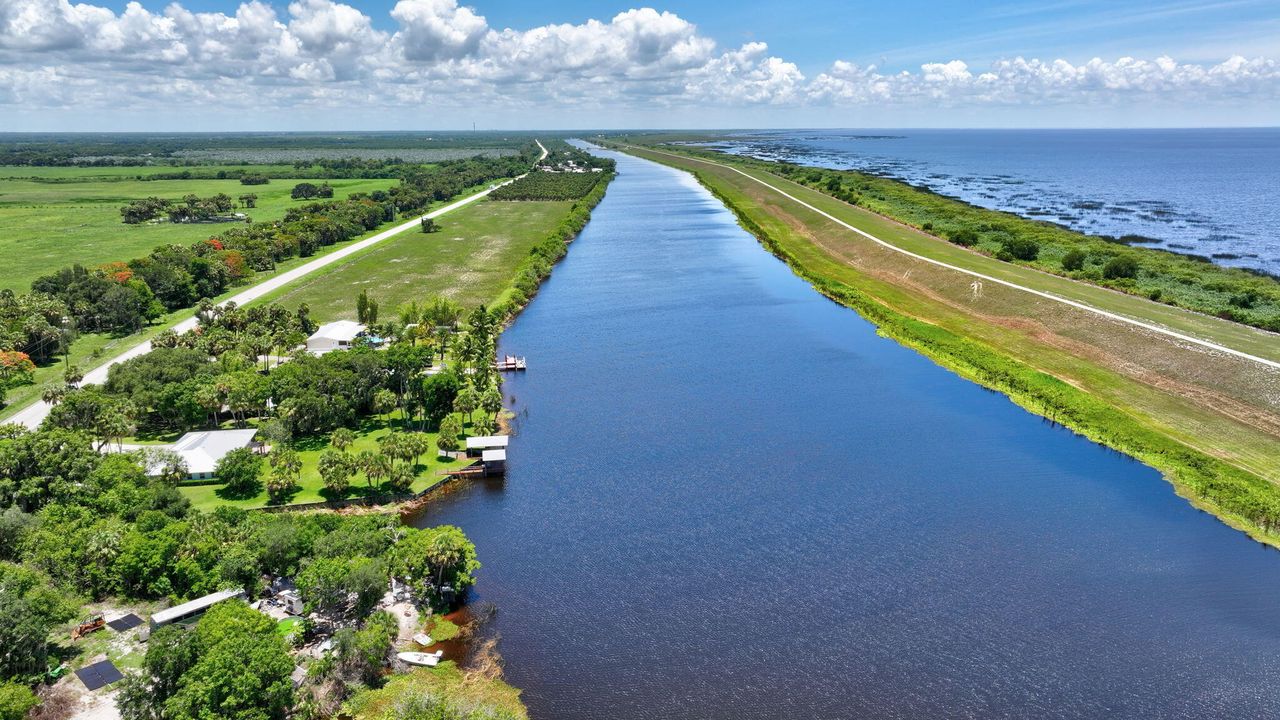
[[306, 320, 366, 355], [143, 429, 259, 480]]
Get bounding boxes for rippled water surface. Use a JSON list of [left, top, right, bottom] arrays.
[[699, 128, 1280, 274], [414, 146, 1280, 719]]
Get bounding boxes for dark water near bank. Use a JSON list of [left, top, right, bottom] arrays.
[[415, 146, 1280, 718], [698, 128, 1280, 274]]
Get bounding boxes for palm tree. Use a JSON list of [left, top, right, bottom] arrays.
[[330, 427, 356, 452], [361, 451, 392, 491], [318, 450, 353, 496], [194, 382, 222, 427], [41, 385, 65, 407], [387, 464, 415, 493], [406, 432, 431, 469], [481, 385, 503, 422], [453, 387, 478, 425], [63, 364, 83, 389], [398, 301, 422, 328], [429, 327, 448, 365], [437, 416, 462, 454], [373, 389, 397, 427]]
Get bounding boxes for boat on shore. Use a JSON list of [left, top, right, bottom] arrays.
[[397, 650, 444, 667]]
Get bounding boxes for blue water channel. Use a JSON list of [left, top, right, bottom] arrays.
[[414, 146, 1280, 719]]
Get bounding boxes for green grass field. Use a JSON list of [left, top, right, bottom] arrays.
[[0, 164, 299, 181], [256, 198, 572, 320], [0, 170, 399, 292]]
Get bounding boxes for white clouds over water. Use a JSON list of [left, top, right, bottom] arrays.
[[0, 0, 1276, 127]]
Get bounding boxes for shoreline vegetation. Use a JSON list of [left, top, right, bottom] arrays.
[[600, 138, 1280, 549]]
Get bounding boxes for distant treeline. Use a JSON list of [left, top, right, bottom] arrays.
[[0, 131, 546, 166], [2, 149, 537, 362], [25, 160, 431, 181]]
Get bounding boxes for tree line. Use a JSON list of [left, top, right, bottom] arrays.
[[120, 193, 244, 224]]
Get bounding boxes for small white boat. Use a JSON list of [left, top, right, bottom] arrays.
[[397, 650, 444, 667], [412, 633, 434, 646]]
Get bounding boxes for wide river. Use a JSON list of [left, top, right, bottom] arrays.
[[415, 146, 1280, 718]]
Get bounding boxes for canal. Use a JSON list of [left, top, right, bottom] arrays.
[[414, 146, 1280, 718]]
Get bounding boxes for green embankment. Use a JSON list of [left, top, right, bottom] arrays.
[[0, 172, 399, 293], [621, 145, 1280, 362], [616, 144, 1280, 547]]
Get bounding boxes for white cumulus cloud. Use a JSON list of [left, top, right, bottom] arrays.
[[0, 0, 1276, 125]]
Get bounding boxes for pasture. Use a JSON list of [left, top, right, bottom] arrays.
[[0, 168, 398, 292]]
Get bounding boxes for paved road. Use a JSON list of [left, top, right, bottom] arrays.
[[620, 143, 1280, 372], [7, 141, 548, 429]]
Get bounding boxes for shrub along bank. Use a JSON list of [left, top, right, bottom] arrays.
[[693, 171, 1280, 545]]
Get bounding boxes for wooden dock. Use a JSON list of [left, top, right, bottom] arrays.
[[494, 355, 527, 371], [439, 459, 505, 479]]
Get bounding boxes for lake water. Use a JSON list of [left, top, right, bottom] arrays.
[[697, 128, 1280, 275], [414, 146, 1280, 719]]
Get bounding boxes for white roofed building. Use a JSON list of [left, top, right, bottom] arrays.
[[306, 320, 366, 355], [148, 429, 260, 480]]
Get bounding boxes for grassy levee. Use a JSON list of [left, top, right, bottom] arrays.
[[611, 142, 1280, 546]]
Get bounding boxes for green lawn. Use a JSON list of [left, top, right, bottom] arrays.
[[256, 198, 572, 321], [179, 414, 469, 512], [0, 171, 399, 292]]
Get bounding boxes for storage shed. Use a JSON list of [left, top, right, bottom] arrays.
[[149, 588, 246, 631]]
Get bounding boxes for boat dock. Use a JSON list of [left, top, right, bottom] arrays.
[[495, 355, 527, 371]]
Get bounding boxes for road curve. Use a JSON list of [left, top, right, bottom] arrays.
[[6, 140, 548, 429], [618, 143, 1280, 372]]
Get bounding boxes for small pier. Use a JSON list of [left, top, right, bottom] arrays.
[[495, 355, 527, 371], [440, 459, 504, 479]]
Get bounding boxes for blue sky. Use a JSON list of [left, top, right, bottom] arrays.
[[89, 0, 1280, 68], [1, 0, 1278, 129]]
